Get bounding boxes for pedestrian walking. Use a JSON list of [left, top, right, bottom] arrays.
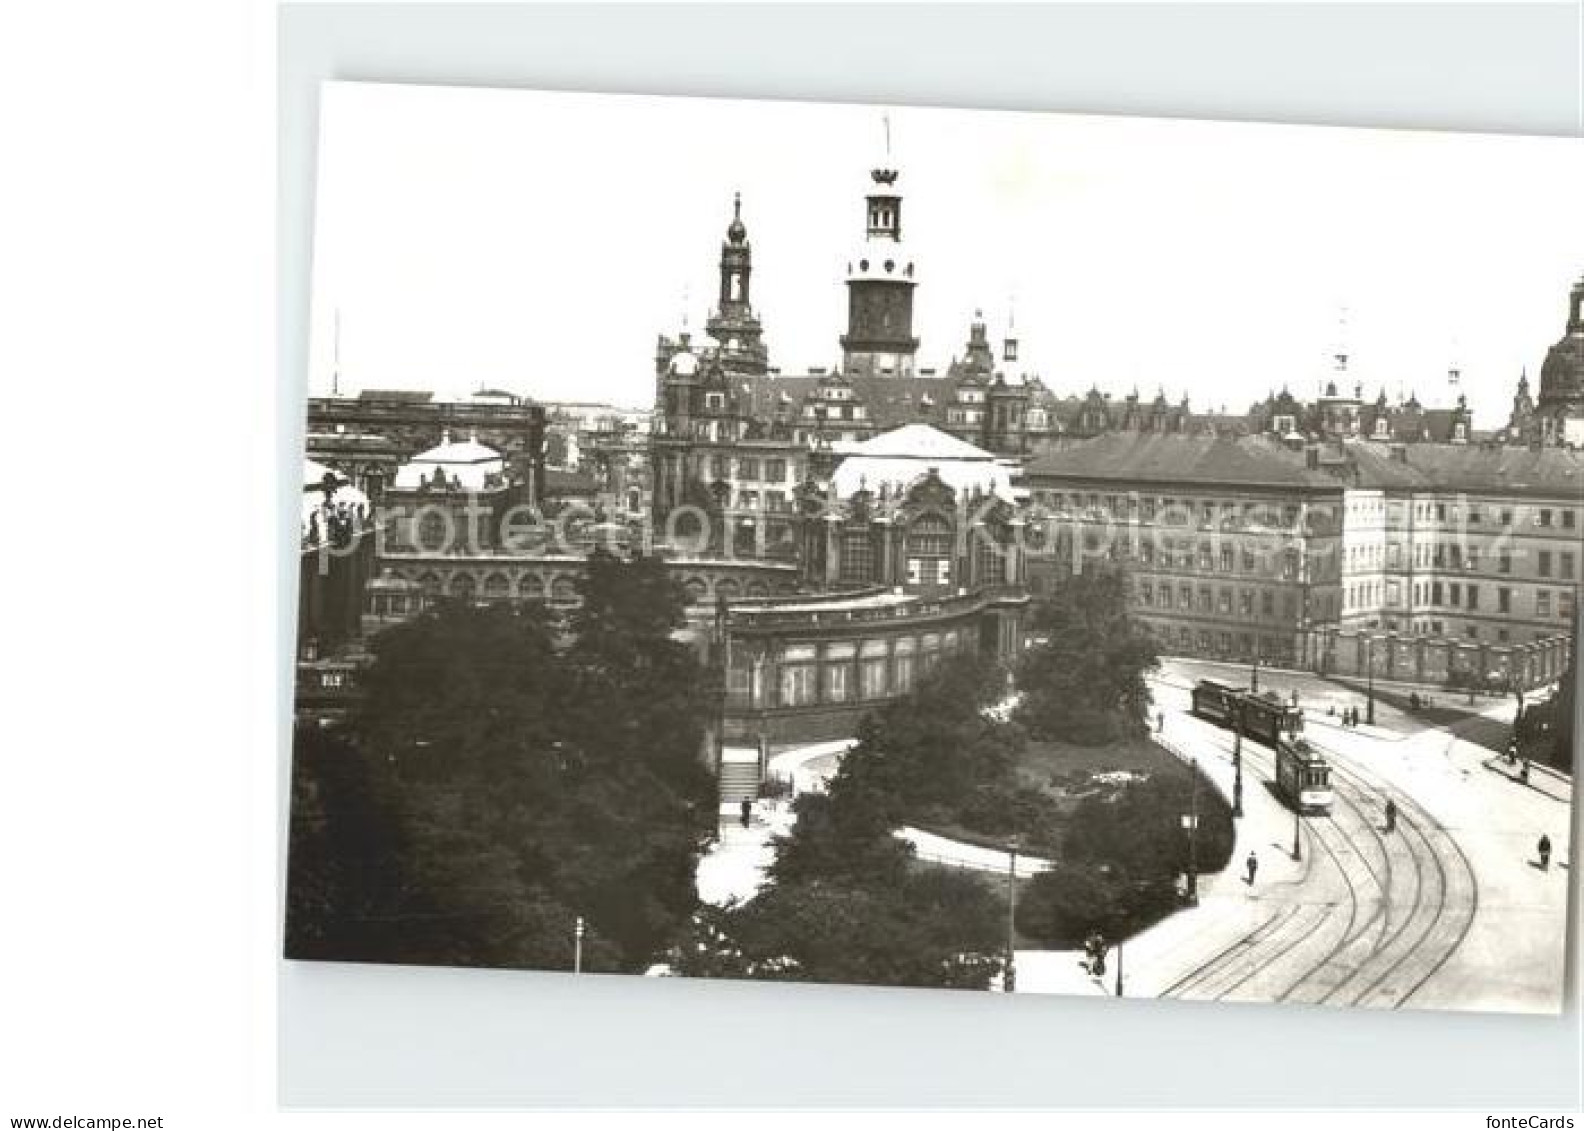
[[1384, 798, 1397, 834], [1245, 850, 1259, 885], [739, 797, 752, 828], [1520, 758, 1531, 786], [1537, 834, 1552, 870]]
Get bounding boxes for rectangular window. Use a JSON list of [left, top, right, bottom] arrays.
[[861, 657, 888, 699], [1449, 583, 1461, 607], [765, 458, 787, 482], [1466, 584, 1479, 611], [1537, 591, 1551, 618], [1261, 590, 1274, 617], [1562, 552, 1576, 579], [1563, 510, 1576, 530], [1220, 545, 1234, 572], [1431, 581, 1443, 606], [779, 664, 816, 707], [823, 662, 850, 703], [1498, 587, 1512, 614], [1140, 582, 1153, 607], [840, 531, 875, 585], [738, 458, 760, 481], [1538, 551, 1552, 578], [1539, 509, 1553, 527], [1499, 552, 1512, 574]]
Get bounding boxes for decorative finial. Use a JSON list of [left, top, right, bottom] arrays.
[[733, 191, 741, 221]]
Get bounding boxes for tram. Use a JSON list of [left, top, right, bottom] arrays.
[[1189, 680, 1301, 748], [1188, 680, 1240, 726], [1274, 737, 1334, 813]]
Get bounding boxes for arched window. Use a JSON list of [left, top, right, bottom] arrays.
[[683, 577, 709, 604], [550, 575, 577, 604], [449, 573, 476, 601], [518, 573, 545, 600], [715, 578, 741, 603], [483, 573, 510, 601]]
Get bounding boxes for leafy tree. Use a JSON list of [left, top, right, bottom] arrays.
[[285, 551, 716, 973], [678, 865, 1006, 990], [1014, 863, 1179, 948], [1014, 766, 1234, 948], [1015, 563, 1160, 745]]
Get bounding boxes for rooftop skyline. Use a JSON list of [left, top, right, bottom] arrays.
[[308, 83, 1584, 426]]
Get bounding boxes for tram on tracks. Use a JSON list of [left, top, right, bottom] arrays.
[[1189, 679, 1332, 812], [1274, 737, 1334, 813], [1189, 681, 1300, 747]]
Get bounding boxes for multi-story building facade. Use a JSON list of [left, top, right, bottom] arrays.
[[1019, 432, 1578, 688], [1021, 433, 1347, 669]]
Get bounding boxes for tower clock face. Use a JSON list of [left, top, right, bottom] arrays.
[[853, 285, 910, 341]]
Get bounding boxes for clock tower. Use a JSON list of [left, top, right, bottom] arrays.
[[839, 143, 919, 377]]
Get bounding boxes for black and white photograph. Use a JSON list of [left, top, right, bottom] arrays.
[[286, 81, 1581, 1015]]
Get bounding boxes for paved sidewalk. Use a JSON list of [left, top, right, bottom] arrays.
[[695, 798, 797, 906], [894, 825, 1053, 876]]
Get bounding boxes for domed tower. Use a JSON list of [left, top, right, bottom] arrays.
[[1536, 274, 1584, 445], [839, 125, 919, 377], [704, 193, 769, 378]]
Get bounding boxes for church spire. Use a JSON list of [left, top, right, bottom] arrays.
[[705, 192, 767, 377]]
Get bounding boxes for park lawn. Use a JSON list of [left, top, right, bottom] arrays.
[[907, 734, 1194, 856], [1008, 734, 1193, 795]]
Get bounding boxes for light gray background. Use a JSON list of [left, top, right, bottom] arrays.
[[278, 2, 1584, 1109]]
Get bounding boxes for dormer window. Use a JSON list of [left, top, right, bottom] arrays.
[[705, 392, 724, 410]]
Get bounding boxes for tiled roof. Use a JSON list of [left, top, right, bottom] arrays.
[[1022, 433, 1341, 490], [1386, 443, 1584, 497]]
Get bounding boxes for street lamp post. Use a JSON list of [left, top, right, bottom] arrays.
[[1292, 805, 1303, 862], [573, 915, 585, 974], [1114, 937, 1124, 998], [1005, 836, 1019, 993], [1365, 634, 1376, 727], [1183, 763, 1200, 906], [1232, 716, 1244, 818]]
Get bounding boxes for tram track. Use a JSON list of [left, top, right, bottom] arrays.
[[1153, 703, 1477, 1010]]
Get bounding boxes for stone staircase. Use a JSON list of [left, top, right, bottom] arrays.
[[718, 744, 763, 806]]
